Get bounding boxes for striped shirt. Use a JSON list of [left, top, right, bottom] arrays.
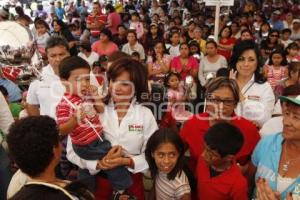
[[56, 93, 103, 146], [155, 171, 191, 200], [265, 65, 287, 89]]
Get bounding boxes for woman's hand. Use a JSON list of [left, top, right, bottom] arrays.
[[229, 69, 237, 80], [256, 177, 281, 200], [96, 146, 125, 170]]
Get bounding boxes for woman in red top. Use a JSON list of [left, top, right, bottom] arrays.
[[170, 42, 199, 80], [217, 26, 236, 61]]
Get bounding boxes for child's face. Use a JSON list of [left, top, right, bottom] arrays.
[[288, 48, 299, 57], [272, 53, 283, 65], [65, 68, 91, 97], [168, 75, 180, 89], [152, 142, 179, 174], [202, 143, 222, 166], [131, 15, 138, 22], [170, 33, 180, 44], [190, 45, 199, 54], [282, 32, 291, 40], [127, 33, 136, 43], [36, 24, 47, 35]]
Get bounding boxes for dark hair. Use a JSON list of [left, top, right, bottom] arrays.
[[286, 42, 299, 51], [268, 49, 288, 66], [105, 57, 148, 103], [258, 22, 271, 37], [219, 26, 232, 38], [229, 40, 266, 83], [282, 28, 292, 35], [59, 56, 90, 80], [282, 84, 300, 96], [127, 29, 137, 39], [131, 51, 140, 58], [100, 28, 113, 41], [206, 40, 218, 48], [164, 72, 181, 87], [34, 19, 50, 31], [105, 4, 115, 13], [145, 128, 185, 180], [51, 19, 67, 31], [204, 122, 244, 157], [7, 116, 60, 177], [0, 85, 8, 97], [241, 29, 253, 37], [216, 68, 230, 77], [79, 40, 92, 52], [152, 41, 168, 63], [117, 24, 127, 30], [45, 35, 69, 53], [205, 77, 240, 104], [288, 62, 300, 78], [267, 29, 281, 44]]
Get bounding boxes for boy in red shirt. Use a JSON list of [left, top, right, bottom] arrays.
[[56, 56, 133, 198], [197, 122, 248, 200]]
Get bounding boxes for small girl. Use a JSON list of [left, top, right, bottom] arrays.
[[145, 128, 191, 200], [263, 49, 288, 92], [166, 32, 180, 59], [286, 42, 300, 63], [34, 19, 50, 56], [164, 72, 193, 122], [129, 12, 144, 40]]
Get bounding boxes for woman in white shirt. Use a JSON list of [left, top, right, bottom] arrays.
[[229, 40, 275, 127], [121, 30, 145, 60], [78, 40, 99, 67], [198, 40, 228, 86], [66, 58, 158, 200]]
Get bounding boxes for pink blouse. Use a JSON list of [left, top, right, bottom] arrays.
[[92, 41, 119, 56], [170, 56, 199, 80]]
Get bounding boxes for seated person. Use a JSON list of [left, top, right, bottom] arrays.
[[7, 116, 94, 200], [197, 122, 248, 200]]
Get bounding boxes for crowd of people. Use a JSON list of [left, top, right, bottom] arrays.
[[0, 0, 300, 199]]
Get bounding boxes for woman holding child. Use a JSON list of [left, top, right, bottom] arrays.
[[66, 57, 158, 200]]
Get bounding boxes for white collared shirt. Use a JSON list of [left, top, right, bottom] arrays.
[[26, 65, 65, 119], [235, 75, 275, 127], [0, 93, 14, 146], [66, 101, 158, 174], [121, 42, 145, 60]]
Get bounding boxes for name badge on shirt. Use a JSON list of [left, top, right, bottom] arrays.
[[128, 124, 143, 132], [247, 95, 260, 101]]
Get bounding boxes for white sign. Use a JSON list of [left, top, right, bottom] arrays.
[[205, 0, 234, 6]]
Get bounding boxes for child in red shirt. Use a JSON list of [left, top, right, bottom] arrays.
[[197, 122, 248, 200], [56, 56, 133, 198]]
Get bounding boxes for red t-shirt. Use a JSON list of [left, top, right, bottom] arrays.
[[196, 157, 248, 200], [180, 112, 260, 171], [217, 37, 236, 60], [56, 93, 103, 145], [170, 56, 199, 80], [86, 14, 107, 37]]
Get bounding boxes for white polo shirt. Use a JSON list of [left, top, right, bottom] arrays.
[[66, 100, 158, 174], [26, 65, 65, 119], [235, 75, 275, 127]]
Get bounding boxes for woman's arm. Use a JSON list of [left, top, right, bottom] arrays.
[[218, 42, 234, 51], [180, 193, 191, 200]]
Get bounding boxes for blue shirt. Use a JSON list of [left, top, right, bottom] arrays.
[[268, 19, 284, 31], [252, 133, 300, 199], [0, 78, 21, 102], [55, 8, 65, 20]]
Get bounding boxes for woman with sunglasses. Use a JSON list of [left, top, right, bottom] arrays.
[[260, 29, 284, 62]]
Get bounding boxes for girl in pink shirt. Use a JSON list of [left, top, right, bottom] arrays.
[[92, 29, 119, 56]]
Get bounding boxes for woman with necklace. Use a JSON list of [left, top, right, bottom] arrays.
[[229, 40, 275, 128], [249, 94, 300, 200]]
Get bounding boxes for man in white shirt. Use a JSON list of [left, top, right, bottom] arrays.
[[26, 36, 70, 119], [121, 30, 145, 61]]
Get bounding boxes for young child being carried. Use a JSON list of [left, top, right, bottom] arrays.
[[56, 56, 133, 199]]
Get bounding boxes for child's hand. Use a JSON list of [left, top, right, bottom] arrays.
[[229, 69, 237, 80], [74, 107, 86, 122], [87, 85, 99, 98]]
